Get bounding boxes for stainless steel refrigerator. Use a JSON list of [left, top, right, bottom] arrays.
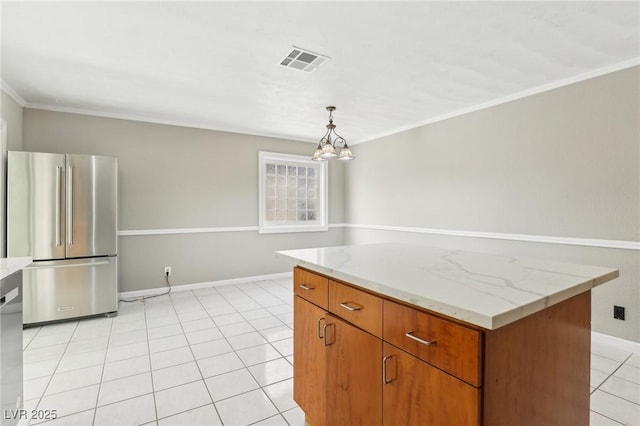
[[7, 151, 118, 325]]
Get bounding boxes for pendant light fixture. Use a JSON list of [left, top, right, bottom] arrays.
[[312, 106, 354, 161]]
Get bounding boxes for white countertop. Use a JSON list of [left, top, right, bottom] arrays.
[[0, 257, 33, 280], [276, 243, 619, 329]]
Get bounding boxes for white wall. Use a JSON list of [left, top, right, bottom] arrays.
[[344, 66, 640, 342]]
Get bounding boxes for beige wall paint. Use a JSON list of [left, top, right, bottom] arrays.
[[1, 90, 24, 257], [22, 109, 345, 291], [345, 66, 640, 342], [1, 91, 24, 151], [18, 67, 639, 342], [346, 67, 639, 240]]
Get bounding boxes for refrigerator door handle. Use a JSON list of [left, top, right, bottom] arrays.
[[55, 165, 63, 246], [67, 165, 74, 245], [24, 260, 110, 270]]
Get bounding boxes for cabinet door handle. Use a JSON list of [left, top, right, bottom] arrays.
[[299, 284, 314, 291], [317, 317, 326, 339], [382, 355, 394, 384], [405, 331, 436, 346], [323, 323, 335, 346], [339, 301, 362, 311]]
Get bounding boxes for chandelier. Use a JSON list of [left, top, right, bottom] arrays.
[[312, 106, 354, 161]]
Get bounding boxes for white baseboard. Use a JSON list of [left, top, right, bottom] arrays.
[[592, 331, 640, 354], [119, 271, 293, 299]]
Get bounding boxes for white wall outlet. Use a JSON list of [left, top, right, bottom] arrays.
[[164, 266, 172, 276]]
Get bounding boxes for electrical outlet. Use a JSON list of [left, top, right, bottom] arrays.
[[613, 305, 625, 320], [164, 267, 172, 277]]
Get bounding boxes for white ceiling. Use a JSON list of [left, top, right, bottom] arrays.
[[1, 1, 639, 144]]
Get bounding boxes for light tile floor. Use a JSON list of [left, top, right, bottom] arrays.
[[17, 277, 640, 426]]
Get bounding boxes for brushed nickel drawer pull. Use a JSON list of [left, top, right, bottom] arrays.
[[339, 301, 362, 311], [323, 323, 335, 346], [299, 284, 314, 291], [317, 317, 326, 339], [382, 355, 394, 384], [405, 331, 436, 346]]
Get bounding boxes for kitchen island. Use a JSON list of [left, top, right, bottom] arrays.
[[276, 243, 619, 426]]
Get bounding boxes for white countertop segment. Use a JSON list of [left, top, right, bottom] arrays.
[[0, 257, 33, 280], [276, 243, 619, 329]]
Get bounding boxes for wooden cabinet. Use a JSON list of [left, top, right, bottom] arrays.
[[325, 313, 382, 426], [382, 343, 480, 426], [383, 299, 481, 386], [293, 295, 327, 426], [293, 266, 592, 426], [294, 267, 329, 309], [294, 266, 477, 426], [329, 280, 383, 337], [293, 275, 383, 426]]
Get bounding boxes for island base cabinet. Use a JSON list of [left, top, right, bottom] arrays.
[[293, 296, 327, 426], [382, 343, 480, 426], [292, 266, 599, 426], [294, 295, 383, 426], [483, 291, 592, 426]]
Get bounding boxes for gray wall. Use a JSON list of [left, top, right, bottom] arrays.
[[1, 91, 24, 151], [22, 109, 345, 291], [345, 66, 640, 342], [1, 91, 24, 257], [17, 66, 640, 342]]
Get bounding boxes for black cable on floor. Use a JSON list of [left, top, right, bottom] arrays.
[[119, 274, 172, 302]]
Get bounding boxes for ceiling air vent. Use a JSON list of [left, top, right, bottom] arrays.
[[279, 47, 330, 73]]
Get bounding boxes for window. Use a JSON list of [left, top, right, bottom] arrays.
[[259, 151, 328, 233]]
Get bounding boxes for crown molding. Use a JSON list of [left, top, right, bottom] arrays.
[[7, 57, 638, 147], [1, 80, 27, 107], [353, 57, 640, 145], [23, 102, 317, 144]]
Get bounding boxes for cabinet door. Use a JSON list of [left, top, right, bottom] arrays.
[[382, 343, 480, 426], [293, 296, 327, 426], [325, 313, 383, 426]]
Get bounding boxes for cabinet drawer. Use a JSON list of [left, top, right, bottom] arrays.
[[329, 281, 383, 337], [383, 300, 482, 386], [294, 267, 328, 309]]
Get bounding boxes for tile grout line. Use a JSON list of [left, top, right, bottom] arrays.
[[91, 315, 117, 425], [201, 281, 295, 423], [29, 321, 81, 425], [184, 288, 226, 424], [237, 281, 297, 424], [589, 352, 638, 425], [141, 299, 160, 426], [591, 352, 635, 395]]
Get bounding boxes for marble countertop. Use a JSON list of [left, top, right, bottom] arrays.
[[276, 243, 619, 329], [0, 257, 33, 281]]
